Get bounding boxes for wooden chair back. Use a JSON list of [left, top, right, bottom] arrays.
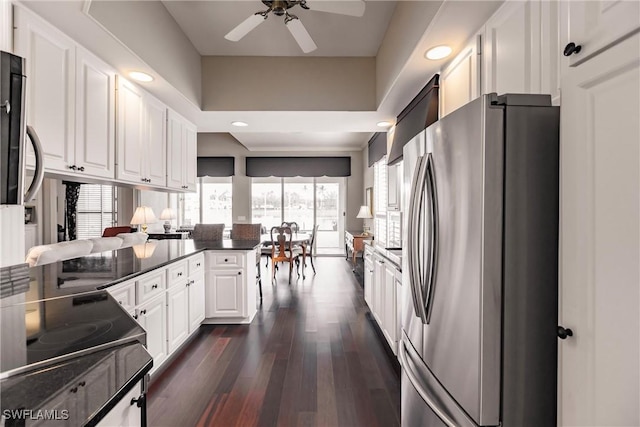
[[281, 221, 300, 233], [102, 226, 132, 237], [270, 226, 293, 262], [192, 224, 225, 241]]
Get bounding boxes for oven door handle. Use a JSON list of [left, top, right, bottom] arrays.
[[24, 125, 44, 203]]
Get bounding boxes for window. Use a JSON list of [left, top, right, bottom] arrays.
[[181, 177, 233, 227], [251, 179, 282, 229], [374, 157, 387, 246], [76, 184, 116, 239]]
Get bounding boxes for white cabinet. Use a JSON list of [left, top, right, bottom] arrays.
[[563, 0, 640, 67], [24, 224, 39, 256], [14, 7, 75, 172], [14, 8, 117, 177], [372, 254, 385, 326], [97, 382, 142, 427], [440, 34, 481, 117], [188, 274, 205, 333], [74, 47, 116, 179], [368, 250, 401, 355], [483, 0, 560, 102], [364, 247, 374, 308], [382, 263, 398, 351], [559, 33, 640, 427], [167, 109, 197, 191], [167, 283, 189, 353], [116, 78, 167, 186], [204, 250, 257, 323], [136, 293, 167, 370], [0, 0, 10, 52]]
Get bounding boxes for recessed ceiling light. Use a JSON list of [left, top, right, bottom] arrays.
[[377, 121, 393, 128], [129, 71, 154, 82], [231, 121, 249, 127], [425, 45, 452, 60]]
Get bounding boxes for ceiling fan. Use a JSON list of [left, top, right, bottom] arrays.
[[225, 0, 366, 53]]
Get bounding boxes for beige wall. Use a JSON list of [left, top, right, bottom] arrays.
[[361, 145, 375, 233], [201, 56, 375, 111], [198, 133, 364, 232]]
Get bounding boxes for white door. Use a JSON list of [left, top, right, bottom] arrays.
[[559, 33, 640, 426], [206, 270, 245, 317], [184, 123, 198, 191], [565, 0, 640, 66], [188, 275, 205, 333], [75, 47, 115, 179], [167, 284, 189, 353], [116, 78, 144, 184], [138, 294, 167, 369], [14, 7, 75, 172], [440, 33, 481, 117], [166, 111, 184, 190], [144, 94, 167, 186]]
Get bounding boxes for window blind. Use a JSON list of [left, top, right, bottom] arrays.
[[76, 185, 115, 240], [374, 157, 387, 247]]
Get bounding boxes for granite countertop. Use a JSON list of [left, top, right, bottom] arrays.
[[0, 342, 152, 427], [364, 240, 403, 270]]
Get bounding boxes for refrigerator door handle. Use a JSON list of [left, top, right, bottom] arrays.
[[408, 155, 428, 322], [423, 153, 438, 323], [399, 336, 478, 427], [24, 125, 44, 203]]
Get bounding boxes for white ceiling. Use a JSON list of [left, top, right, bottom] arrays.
[[162, 0, 398, 57]]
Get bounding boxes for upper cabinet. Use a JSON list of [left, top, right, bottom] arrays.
[[116, 78, 167, 187], [483, 0, 560, 103], [440, 34, 481, 117], [167, 110, 196, 192], [562, 0, 640, 67]]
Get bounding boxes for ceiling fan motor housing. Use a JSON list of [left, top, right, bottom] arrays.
[[262, 0, 306, 16]]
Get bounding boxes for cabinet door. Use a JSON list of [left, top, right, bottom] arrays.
[[144, 94, 167, 186], [75, 47, 116, 179], [116, 78, 144, 184], [138, 294, 167, 369], [167, 284, 189, 353], [373, 256, 386, 326], [206, 270, 245, 317], [166, 111, 184, 190], [565, 0, 640, 66], [364, 259, 374, 308], [96, 382, 142, 427], [14, 7, 75, 172], [79, 354, 116, 422], [183, 123, 198, 191], [559, 33, 639, 427], [383, 264, 397, 350], [440, 34, 481, 117], [189, 274, 205, 333]]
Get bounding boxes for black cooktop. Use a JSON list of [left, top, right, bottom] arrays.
[[0, 291, 145, 378]]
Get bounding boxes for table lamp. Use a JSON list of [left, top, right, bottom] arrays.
[[130, 206, 157, 233], [159, 208, 176, 233], [132, 241, 158, 259], [356, 205, 373, 235]]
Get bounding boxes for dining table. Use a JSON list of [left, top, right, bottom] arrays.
[[260, 232, 312, 274]]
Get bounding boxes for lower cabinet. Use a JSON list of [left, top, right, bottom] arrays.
[[366, 251, 401, 355], [188, 275, 206, 332], [206, 269, 245, 317], [136, 293, 167, 371], [96, 381, 142, 427], [167, 284, 189, 353]]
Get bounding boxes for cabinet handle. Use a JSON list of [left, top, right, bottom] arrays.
[[131, 395, 146, 408], [77, 166, 85, 172], [68, 165, 77, 170], [563, 42, 582, 56], [224, 259, 228, 262], [1, 99, 10, 114], [141, 178, 146, 182], [147, 178, 152, 183], [196, 263, 201, 267], [133, 314, 138, 319], [70, 386, 78, 393], [141, 309, 147, 315], [118, 300, 123, 305], [177, 272, 183, 277], [237, 272, 241, 275], [191, 279, 195, 284], [152, 284, 158, 289], [78, 381, 86, 387], [557, 326, 574, 339]]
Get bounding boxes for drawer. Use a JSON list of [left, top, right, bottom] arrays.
[[364, 246, 374, 263], [136, 270, 166, 304], [188, 253, 205, 276], [108, 282, 135, 313], [207, 252, 244, 269], [167, 261, 188, 288]]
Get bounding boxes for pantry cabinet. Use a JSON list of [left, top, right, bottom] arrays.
[[440, 33, 481, 117], [366, 249, 401, 355]]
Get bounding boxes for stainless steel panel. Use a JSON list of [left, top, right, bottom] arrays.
[[421, 96, 504, 425], [401, 130, 425, 352]]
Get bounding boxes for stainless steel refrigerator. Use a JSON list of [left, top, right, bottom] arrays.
[[400, 93, 559, 427]]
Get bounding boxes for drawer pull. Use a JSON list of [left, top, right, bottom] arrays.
[[140, 309, 147, 315], [177, 272, 183, 277], [131, 395, 145, 408], [224, 258, 228, 262], [70, 386, 78, 393], [78, 381, 86, 387], [151, 284, 158, 289], [196, 262, 201, 267], [118, 300, 123, 305], [237, 272, 241, 275]]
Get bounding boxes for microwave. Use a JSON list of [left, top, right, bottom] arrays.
[[0, 50, 43, 205]]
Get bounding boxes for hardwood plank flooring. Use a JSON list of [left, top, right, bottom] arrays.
[[147, 257, 400, 427]]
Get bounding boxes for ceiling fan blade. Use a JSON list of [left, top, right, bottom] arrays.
[[225, 14, 266, 42], [305, 0, 365, 17], [286, 18, 317, 53]]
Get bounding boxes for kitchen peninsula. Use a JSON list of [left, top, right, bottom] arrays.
[[0, 238, 261, 426]]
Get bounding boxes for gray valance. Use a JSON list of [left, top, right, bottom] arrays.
[[367, 132, 387, 167], [388, 74, 439, 166], [246, 157, 351, 177], [197, 157, 235, 177]]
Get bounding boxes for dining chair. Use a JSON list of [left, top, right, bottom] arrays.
[[191, 223, 225, 241], [231, 223, 264, 299], [281, 221, 300, 233], [270, 226, 302, 284], [306, 224, 319, 274], [102, 226, 133, 237]]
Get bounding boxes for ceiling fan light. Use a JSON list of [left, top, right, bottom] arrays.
[[425, 45, 452, 60], [225, 13, 266, 42], [286, 18, 317, 53]]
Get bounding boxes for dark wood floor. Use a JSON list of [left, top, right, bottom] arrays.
[[147, 257, 400, 427]]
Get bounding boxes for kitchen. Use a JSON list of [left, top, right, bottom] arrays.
[[1, 1, 639, 426]]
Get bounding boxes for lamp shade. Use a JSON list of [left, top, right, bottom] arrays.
[[132, 241, 158, 259], [159, 208, 176, 220], [130, 206, 157, 225], [356, 205, 373, 219]]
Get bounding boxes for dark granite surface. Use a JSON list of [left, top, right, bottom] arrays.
[[364, 240, 403, 270], [1, 342, 152, 427]]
